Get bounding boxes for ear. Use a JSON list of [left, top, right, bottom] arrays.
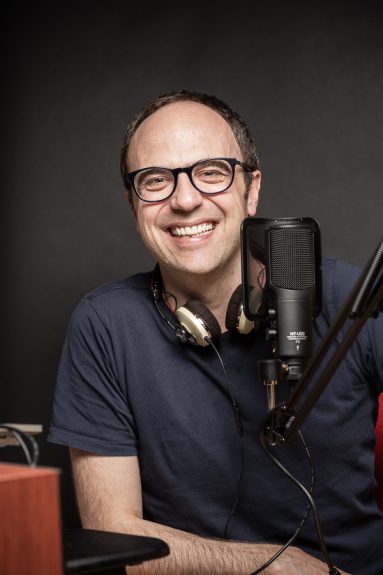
[[246, 170, 261, 217]]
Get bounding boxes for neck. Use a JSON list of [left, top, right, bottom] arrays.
[[158, 259, 243, 332]]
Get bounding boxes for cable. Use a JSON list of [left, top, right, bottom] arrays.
[[251, 427, 340, 575], [223, 437, 245, 539], [0, 424, 40, 467], [163, 290, 178, 312], [249, 430, 314, 574], [206, 337, 319, 561], [206, 337, 245, 539]]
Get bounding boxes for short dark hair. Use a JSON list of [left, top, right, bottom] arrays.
[[120, 90, 260, 200]]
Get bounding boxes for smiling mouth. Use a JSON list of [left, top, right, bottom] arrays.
[[169, 222, 215, 238]]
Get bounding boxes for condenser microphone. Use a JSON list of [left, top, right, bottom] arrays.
[[241, 217, 322, 381]]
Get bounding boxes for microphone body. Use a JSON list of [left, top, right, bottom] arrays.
[[241, 217, 322, 381], [267, 287, 314, 379]]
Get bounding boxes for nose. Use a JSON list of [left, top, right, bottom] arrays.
[[169, 172, 203, 211]]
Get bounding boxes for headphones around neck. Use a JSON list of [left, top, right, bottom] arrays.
[[151, 266, 259, 347]]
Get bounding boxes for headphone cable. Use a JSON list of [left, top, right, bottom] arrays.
[[205, 337, 315, 555], [206, 337, 245, 538]]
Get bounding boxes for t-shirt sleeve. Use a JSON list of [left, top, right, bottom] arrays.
[[327, 258, 383, 394], [48, 297, 137, 455]]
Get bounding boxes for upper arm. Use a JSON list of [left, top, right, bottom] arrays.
[[70, 447, 143, 530]]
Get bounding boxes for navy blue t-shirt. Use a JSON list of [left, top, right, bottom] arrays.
[[48, 258, 383, 574]]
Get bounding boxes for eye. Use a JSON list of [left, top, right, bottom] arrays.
[[136, 170, 173, 192], [200, 169, 222, 178], [144, 176, 168, 190], [194, 161, 232, 182]]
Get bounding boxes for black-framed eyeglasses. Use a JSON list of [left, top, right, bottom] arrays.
[[126, 157, 253, 203]]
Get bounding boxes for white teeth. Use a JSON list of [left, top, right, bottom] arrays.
[[170, 222, 214, 237]]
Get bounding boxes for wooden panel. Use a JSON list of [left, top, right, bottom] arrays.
[[0, 463, 63, 575]]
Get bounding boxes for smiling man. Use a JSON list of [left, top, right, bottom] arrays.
[[126, 98, 260, 329], [49, 91, 383, 574]]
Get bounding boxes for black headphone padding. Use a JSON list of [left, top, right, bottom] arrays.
[[182, 299, 222, 341], [226, 285, 258, 335], [225, 285, 244, 332]]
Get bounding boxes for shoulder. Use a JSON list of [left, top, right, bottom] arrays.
[[319, 257, 383, 390], [69, 271, 154, 331], [85, 271, 152, 303], [321, 257, 361, 319]]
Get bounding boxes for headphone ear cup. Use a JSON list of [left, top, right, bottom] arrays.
[[225, 285, 255, 335], [176, 299, 221, 347]]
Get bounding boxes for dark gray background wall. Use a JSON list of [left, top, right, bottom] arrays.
[[2, 1, 383, 526]]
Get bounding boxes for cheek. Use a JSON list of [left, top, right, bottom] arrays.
[[135, 205, 155, 233], [213, 188, 246, 215], [228, 193, 248, 220], [135, 211, 163, 246], [136, 219, 152, 241]]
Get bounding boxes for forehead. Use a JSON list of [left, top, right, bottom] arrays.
[[127, 101, 241, 170]]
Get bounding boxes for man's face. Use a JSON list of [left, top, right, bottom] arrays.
[[127, 101, 260, 283]]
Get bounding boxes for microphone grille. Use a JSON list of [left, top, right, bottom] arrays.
[[269, 226, 316, 289]]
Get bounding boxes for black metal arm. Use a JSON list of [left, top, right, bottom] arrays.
[[263, 236, 383, 446]]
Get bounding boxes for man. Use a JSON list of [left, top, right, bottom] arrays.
[[49, 91, 383, 574]]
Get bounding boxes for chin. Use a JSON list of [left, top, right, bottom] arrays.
[[173, 260, 224, 277]]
